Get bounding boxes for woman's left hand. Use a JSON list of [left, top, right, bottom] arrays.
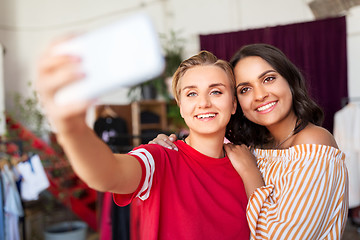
[[148, 133, 178, 151], [224, 143, 264, 198], [224, 143, 257, 174]]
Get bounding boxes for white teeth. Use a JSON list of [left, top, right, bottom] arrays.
[[257, 102, 276, 112], [196, 113, 216, 119]]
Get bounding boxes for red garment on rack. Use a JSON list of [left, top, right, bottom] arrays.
[[100, 192, 112, 240]]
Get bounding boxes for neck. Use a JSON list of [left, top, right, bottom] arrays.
[[267, 114, 298, 148], [185, 132, 225, 158]]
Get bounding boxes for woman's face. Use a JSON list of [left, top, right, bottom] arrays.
[[233, 56, 295, 129], [178, 65, 236, 136]]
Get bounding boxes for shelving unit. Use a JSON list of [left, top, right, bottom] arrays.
[[96, 100, 168, 147], [131, 100, 167, 146]]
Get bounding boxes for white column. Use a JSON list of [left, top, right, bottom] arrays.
[[0, 44, 5, 135]]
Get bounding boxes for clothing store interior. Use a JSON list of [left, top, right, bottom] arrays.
[[0, 0, 360, 239]]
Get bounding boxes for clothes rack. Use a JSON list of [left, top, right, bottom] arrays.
[[0, 140, 27, 240]]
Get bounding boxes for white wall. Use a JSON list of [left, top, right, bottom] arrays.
[[0, 0, 359, 111], [347, 6, 360, 98]]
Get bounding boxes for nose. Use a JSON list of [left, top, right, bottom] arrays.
[[198, 94, 211, 108], [253, 85, 269, 101]]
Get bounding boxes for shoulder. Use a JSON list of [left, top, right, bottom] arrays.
[[129, 144, 161, 158], [292, 124, 338, 148], [130, 143, 180, 159]]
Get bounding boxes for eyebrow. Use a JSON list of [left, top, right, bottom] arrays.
[[235, 70, 276, 89], [182, 83, 226, 91], [258, 70, 276, 79]]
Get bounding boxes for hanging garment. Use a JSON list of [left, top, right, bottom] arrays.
[[100, 192, 112, 240], [0, 175, 5, 240], [2, 164, 24, 240], [334, 103, 360, 208], [94, 116, 130, 240], [17, 154, 50, 201], [94, 117, 130, 150], [111, 200, 130, 240]]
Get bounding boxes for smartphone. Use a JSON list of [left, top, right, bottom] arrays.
[[53, 13, 165, 105]]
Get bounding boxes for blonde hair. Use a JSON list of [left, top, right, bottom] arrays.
[[172, 50, 235, 103]]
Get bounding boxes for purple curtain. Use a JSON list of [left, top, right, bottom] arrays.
[[200, 16, 347, 132]]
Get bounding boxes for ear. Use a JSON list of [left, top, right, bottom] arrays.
[[231, 98, 237, 115]]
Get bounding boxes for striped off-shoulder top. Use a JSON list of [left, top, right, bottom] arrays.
[[248, 144, 348, 240]]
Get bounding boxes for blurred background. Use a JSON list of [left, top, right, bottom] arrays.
[[0, 0, 359, 239]]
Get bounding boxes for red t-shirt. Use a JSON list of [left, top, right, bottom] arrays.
[[114, 140, 249, 240]]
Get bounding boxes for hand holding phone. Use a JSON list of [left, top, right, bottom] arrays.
[[53, 13, 165, 105]]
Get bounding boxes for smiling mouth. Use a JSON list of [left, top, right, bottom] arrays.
[[196, 113, 216, 119], [256, 102, 276, 112]]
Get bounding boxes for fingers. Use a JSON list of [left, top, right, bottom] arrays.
[[224, 143, 251, 155], [36, 54, 86, 118], [223, 142, 236, 150], [169, 134, 177, 142], [35, 37, 91, 134], [149, 137, 178, 151], [163, 137, 178, 151], [148, 134, 178, 151], [37, 57, 83, 103], [36, 36, 83, 95]]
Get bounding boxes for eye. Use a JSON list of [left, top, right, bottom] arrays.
[[210, 90, 222, 95], [187, 92, 197, 97], [239, 87, 251, 94], [264, 76, 275, 83]]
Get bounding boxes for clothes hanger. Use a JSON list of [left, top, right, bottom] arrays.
[[100, 105, 118, 118], [0, 158, 9, 170]]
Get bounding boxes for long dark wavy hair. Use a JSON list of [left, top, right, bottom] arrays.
[[225, 43, 324, 147]]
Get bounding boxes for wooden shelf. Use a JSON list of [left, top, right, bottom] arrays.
[[140, 123, 163, 130], [131, 100, 167, 146], [96, 100, 168, 147]]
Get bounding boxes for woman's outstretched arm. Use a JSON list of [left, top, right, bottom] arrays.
[[36, 39, 142, 194]]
